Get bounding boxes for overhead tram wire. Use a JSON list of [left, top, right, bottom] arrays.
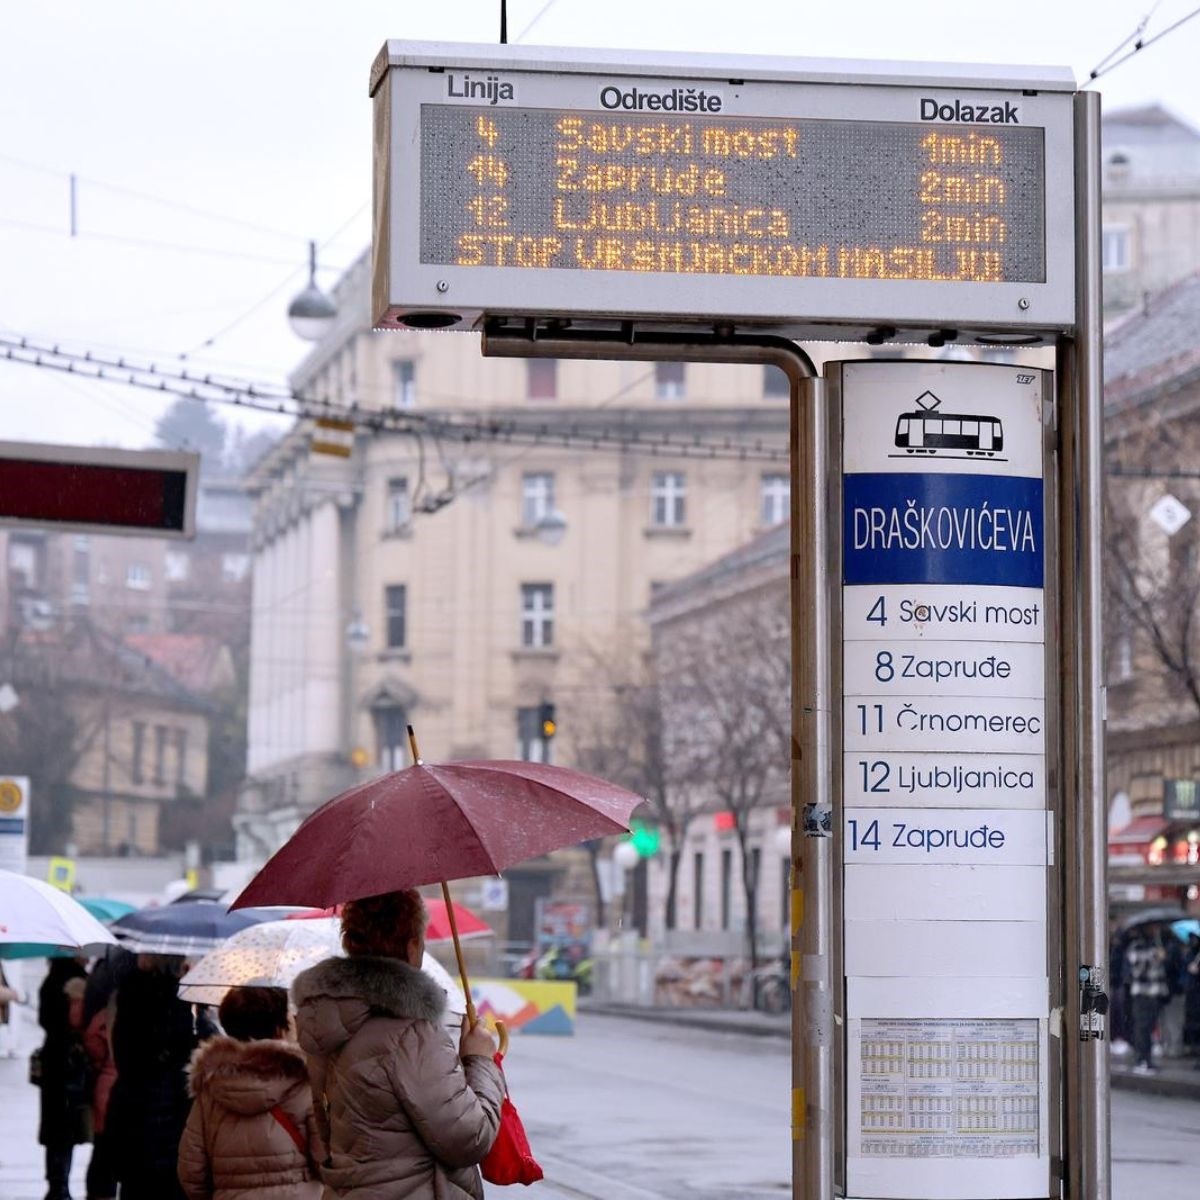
[[1088, 3, 1200, 81], [181, 201, 371, 360], [0, 334, 787, 463], [0, 151, 316, 246]]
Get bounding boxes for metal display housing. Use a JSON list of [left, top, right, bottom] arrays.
[[371, 41, 1077, 342], [0, 440, 198, 540]]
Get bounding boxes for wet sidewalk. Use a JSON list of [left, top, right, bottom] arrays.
[[582, 1000, 1200, 1099]]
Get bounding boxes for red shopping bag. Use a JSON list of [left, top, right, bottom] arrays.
[[480, 1053, 543, 1186]]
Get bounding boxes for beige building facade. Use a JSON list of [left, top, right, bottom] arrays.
[[1102, 105, 1200, 321], [237, 252, 790, 939]]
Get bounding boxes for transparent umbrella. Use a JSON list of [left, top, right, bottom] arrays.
[[178, 917, 466, 1021]]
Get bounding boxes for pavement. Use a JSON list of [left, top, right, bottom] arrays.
[[580, 998, 1200, 1100], [2, 975, 1196, 1200]]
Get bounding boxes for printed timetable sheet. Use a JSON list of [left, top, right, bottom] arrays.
[[855, 1018, 1039, 1159]]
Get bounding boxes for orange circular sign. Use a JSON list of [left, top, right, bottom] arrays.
[[0, 780, 22, 813]]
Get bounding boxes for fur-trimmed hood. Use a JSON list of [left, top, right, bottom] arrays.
[[186, 1035, 309, 1115], [292, 955, 446, 1060]]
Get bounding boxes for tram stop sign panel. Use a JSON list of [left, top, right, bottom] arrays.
[[370, 42, 1077, 339]]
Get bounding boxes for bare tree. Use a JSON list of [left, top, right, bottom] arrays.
[[0, 630, 101, 853], [656, 585, 790, 967], [1105, 416, 1200, 720], [570, 648, 701, 931]]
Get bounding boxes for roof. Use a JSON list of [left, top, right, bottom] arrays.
[[124, 634, 235, 694], [649, 522, 788, 620], [1103, 104, 1200, 144], [1104, 270, 1200, 410], [10, 622, 211, 712], [1108, 814, 1170, 847]]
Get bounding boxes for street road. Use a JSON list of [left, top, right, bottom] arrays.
[[2, 1003, 1199, 1199]]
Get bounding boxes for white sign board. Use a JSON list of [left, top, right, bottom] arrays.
[[0, 775, 30, 875], [839, 359, 1050, 1199]]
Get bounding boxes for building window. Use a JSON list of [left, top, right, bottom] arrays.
[[516, 580, 552, 648], [164, 551, 189, 582], [7, 536, 43, 590], [761, 473, 790, 526], [654, 361, 685, 399], [521, 472, 555, 527], [393, 360, 416, 407], [386, 477, 411, 532], [374, 706, 408, 772], [131, 720, 145, 785], [221, 553, 250, 582], [527, 359, 558, 400], [1102, 227, 1131, 273], [693, 851, 704, 930], [763, 365, 790, 398], [720, 848, 733, 931], [520, 583, 554, 648], [385, 584, 407, 650], [153, 725, 168, 786], [174, 728, 188, 786], [126, 562, 152, 591], [650, 472, 686, 528], [516, 706, 552, 763], [1113, 633, 1133, 681]]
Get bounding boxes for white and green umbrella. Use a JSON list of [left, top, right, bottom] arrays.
[[0, 869, 118, 955]]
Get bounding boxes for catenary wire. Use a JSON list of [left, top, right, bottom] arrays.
[[1088, 4, 1200, 80], [0, 335, 788, 462]]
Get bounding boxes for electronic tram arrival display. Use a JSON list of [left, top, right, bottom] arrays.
[[371, 43, 1078, 334], [420, 107, 1046, 285]]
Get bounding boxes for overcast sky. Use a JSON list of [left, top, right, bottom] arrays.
[[1, 0, 1196, 451]]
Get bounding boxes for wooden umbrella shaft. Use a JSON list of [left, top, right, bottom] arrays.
[[408, 725, 479, 1028], [440, 878, 478, 1027]]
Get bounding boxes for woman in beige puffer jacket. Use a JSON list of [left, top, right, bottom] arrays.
[[292, 890, 503, 1200], [178, 987, 321, 1200]]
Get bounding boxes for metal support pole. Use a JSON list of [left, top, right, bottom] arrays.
[[792, 376, 833, 1200], [1059, 88, 1109, 1200], [482, 326, 831, 1200]]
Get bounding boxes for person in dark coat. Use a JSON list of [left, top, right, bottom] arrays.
[[1126, 928, 1170, 1072], [1183, 934, 1200, 1056], [82, 948, 135, 1200], [106, 954, 204, 1200], [37, 956, 91, 1200]]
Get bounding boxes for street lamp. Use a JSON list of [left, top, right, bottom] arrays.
[[287, 240, 337, 342], [612, 840, 639, 871], [533, 508, 567, 546], [345, 607, 370, 657]]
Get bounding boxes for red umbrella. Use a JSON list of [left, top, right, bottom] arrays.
[[425, 898, 493, 943], [232, 728, 642, 1034]]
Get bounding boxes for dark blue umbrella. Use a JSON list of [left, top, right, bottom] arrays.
[[110, 900, 279, 956]]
